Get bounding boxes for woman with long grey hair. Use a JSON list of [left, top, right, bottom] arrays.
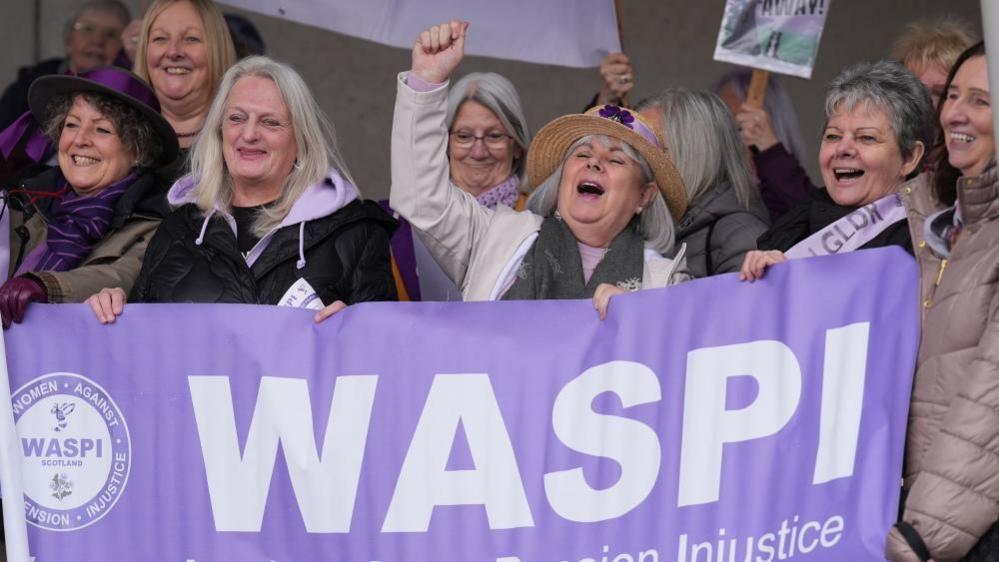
[[386, 68, 532, 301], [392, 20, 689, 319], [87, 55, 396, 322], [636, 89, 770, 277]]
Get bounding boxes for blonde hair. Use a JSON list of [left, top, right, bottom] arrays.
[[890, 18, 978, 77], [188, 56, 356, 236], [133, 0, 236, 105]]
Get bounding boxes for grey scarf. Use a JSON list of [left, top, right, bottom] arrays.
[[501, 215, 644, 300]]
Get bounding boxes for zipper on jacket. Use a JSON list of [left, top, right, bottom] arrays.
[[934, 259, 948, 287], [923, 258, 948, 310], [13, 225, 30, 271]]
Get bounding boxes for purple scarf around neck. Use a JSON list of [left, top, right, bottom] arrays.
[[474, 175, 521, 210], [15, 173, 135, 276]]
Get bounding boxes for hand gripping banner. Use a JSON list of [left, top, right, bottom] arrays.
[[0, 248, 918, 562]]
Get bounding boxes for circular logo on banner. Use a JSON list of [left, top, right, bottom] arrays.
[[12, 372, 131, 531]]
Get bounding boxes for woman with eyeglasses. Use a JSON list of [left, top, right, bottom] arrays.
[[382, 69, 531, 301], [0, 0, 132, 131], [391, 20, 690, 319]]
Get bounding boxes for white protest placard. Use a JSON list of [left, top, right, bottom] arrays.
[[714, 0, 831, 78]]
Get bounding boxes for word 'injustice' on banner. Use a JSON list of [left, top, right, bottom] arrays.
[[1, 248, 917, 561]]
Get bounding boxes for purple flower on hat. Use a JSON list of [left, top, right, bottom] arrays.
[[598, 105, 635, 129]]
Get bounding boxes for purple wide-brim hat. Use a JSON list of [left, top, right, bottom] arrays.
[[27, 66, 179, 167]]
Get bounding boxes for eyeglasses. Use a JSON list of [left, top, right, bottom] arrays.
[[72, 21, 123, 42], [449, 131, 513, 149]]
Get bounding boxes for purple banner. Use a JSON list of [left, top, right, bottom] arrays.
[[2, 248, 918, 562]]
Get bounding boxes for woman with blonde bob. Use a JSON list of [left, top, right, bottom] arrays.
[[133, 0, 236, 154], [87, 56, 396, 322], [392, 21, 689, 319], [890, 17, 978, 104]]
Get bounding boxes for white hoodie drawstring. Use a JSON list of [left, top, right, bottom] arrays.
[[195, 209, 216, 246], [296, 221, 306, 270]]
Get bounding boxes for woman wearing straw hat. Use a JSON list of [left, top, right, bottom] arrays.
[[0, 65, 178, 327], [391, 20, 690, 319]]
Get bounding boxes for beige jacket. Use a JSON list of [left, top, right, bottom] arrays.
[[389, 74, 686, 300], [8, 206, 159, 303], [887, 169, 999, 561]]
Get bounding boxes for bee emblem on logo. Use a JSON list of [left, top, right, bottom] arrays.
[[51, 402, 75, 432]]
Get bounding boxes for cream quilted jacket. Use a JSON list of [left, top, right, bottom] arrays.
[[887, 169, 999, 561]]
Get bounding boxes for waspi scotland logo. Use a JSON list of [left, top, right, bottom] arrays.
[[12, 372, 131, 531]]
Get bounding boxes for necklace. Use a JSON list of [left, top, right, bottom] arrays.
[[176, 129, 201, 139]]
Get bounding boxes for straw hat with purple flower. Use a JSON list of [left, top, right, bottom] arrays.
[[526, 104, 687, 220]]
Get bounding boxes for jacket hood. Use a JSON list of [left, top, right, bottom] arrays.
[[167, 168, 358, 221], [676, 182, 769, 237], [172, 168, 360, 269]]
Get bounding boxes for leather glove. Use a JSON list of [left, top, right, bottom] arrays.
[[0, 276, 47, 329]]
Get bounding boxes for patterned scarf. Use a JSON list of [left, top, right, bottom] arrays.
[[474, 175, 521, 210], [501, 214, 644, 300], [15, 173, 135, 275]]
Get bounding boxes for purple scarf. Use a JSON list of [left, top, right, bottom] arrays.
[[474, 175, 521, 210], [15, 173, 135, 275]]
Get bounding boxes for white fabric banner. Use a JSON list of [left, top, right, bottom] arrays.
[[0, 329, 30, 562], [220, 0, 621, 68]]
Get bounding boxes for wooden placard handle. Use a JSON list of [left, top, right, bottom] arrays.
[[614, 0, 630, 108], [747, 69, 770, 109]]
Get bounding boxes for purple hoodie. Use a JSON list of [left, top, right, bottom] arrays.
[[166, 169, 358, 268]]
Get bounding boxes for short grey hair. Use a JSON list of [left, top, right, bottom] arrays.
[[714, 69, 808, 165], [824, 60, 935, 161], [636, 88, 759, 209], [42, 91, 160, 169], [446, 72, 531, 181], [189, 56, 356, 236], [63, 0, 131, 44], [526, 135, 676, 255]]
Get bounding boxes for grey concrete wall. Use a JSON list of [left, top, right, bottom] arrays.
[[1, 1, 984, 199], [3, 1, 39, 81]]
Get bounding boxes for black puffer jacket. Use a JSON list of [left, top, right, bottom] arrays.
[[757, 188, 913, 254], [131, 180, 397, 305]]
